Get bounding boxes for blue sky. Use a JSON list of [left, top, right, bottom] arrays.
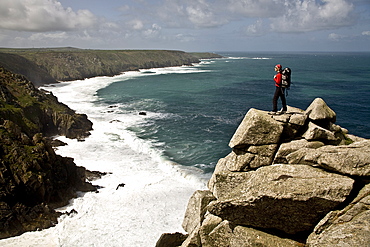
[[0, 0, 369, 52]]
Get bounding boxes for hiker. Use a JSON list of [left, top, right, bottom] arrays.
[[270, 64, 287, 114]]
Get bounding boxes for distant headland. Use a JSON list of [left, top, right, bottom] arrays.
[[0, 47, 223, 87]]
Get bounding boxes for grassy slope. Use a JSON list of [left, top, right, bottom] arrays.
[[0, 48, 222, 83]]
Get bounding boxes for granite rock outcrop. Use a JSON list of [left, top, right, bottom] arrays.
[[157, 98, 370, 246]]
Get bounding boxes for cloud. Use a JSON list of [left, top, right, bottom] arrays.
[[0, 0, 366, 50], [184, 0, 228, 28], [142, 0, 228, 28], [127, 20, 145, 30], [328, 33, 348, 41], [0, 0, 98, 32], [270, 0, 355, 32], [227, 0, 282, 18], [244, 19, 267, 36], [143, 24, 162, 38], [175, 33, 196, 43], [30, 31, 68, 41], [146, 0, 357, 32]]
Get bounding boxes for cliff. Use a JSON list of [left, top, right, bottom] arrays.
[[0, 52, 57, 87], [0, 67, 94, 239], [0, 48, 222, 86], [157, 98, 370, 246]]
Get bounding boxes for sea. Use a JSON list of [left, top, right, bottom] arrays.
[[1, 52, 369, 246]]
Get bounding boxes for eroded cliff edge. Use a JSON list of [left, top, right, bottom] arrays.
[[157, 98, 370, 247], [0, 67, 94, 239]]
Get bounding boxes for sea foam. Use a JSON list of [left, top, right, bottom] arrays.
[[0, 66, 209, 247]]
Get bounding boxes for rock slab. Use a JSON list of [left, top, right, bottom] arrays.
[[208, 164, 354, 235], [229, 108, 284, 148], [158, 98, 369, 246]]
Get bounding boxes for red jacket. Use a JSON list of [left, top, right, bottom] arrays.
[[274, 72, 282, 87]]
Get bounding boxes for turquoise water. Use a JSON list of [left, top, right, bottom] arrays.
[[96, 52, 370, 172]]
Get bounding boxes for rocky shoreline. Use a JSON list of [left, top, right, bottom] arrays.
[[0, 49, 223, 240], [0, 67, 95, 239], [2, 49, 368, 244], [157, 98, 370, 246]]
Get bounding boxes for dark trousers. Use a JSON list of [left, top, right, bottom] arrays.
[[272, 87, 287, 112]]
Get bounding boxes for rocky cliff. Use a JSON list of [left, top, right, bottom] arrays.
[[0, 48, 222, 86], [0, 67, 94, 239], [0, 52, 57, 87], [157, 98, 370, 246]]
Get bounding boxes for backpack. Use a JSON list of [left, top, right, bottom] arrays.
[[281, 67, 291, 88]]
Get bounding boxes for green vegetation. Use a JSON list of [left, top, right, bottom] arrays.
[[0, 47, 223, 238], [0, 52, 56, 87], [189, 52, 224, 59], [0, 48, 222, 84], [344, 135, 354, 145], [0, 67, 94, 239]]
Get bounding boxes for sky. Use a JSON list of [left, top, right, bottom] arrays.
[[0, 0, 370, 52]]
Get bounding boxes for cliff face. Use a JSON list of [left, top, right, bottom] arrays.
[[157, 98, 370, 247], [0, 67, 92, 139], [0, 67, 94, 239], [0, 52, 57, 87], [0, 48, 222, 85]]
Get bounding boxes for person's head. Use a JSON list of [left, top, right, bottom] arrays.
[[275, 64, 282, 72]]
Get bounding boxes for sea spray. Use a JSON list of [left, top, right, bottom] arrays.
[[0, 66, 210, 246]]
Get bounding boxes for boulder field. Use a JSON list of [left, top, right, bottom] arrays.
[[157, 98, 370, 247]]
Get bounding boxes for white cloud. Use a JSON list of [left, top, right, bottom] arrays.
[[118, 5, 130, 12], [149, 0, 356, 32], [150, 0, 228, 28], [128, 20, 144, 30], [0, 0, 367, 51], [227, 0, 282, 18], [143, 24, 162, 38], [244, 19, 266, 36], [0, 0, 98, 32], [175, 33, 195, 43], [270, 0, 355, 32], [30, 31, 68, 41], [328, 33, 347, 41], [185, 1, 226, 28]]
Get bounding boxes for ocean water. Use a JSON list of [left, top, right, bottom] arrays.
[[95, 51, 370, 171], [1, 52, 369, 246]]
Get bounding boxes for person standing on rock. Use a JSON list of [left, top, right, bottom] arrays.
[[270, 64, 287, 115]]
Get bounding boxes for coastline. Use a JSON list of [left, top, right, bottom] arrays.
[[2, 50, 369, 245], [0, 49, 223, 241], [0, 48, 223, 87], [0, 64, 211, 246]]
